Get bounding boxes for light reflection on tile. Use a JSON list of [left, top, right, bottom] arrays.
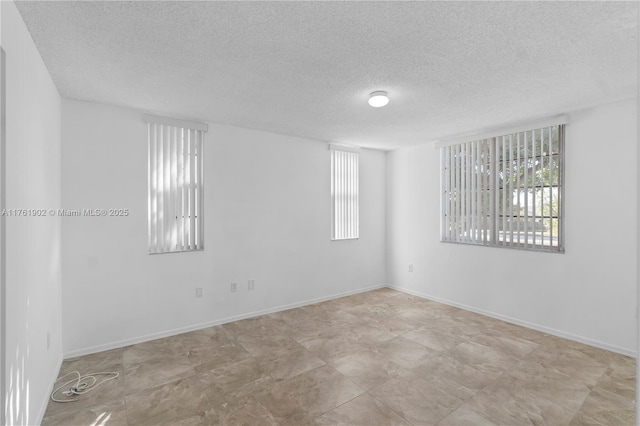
[[446, 341, 519, 374], [256, 347, 326, 380], [438, 403, 497, 426], [374, 336, 434, 369], [42, 402, 127, 426], [124, 356, 195, 396], [256, 365, 365, 419], [402, 327, 463, 352], [370, 375, 465, 425], [331, 350, 407, 390], [411, 353, 500, 401]]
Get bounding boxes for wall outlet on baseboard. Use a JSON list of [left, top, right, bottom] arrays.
[[195, 287, 203, 298], [248, 279, 255, 290], [231, 282, 238, 292], [408, 264, 413, 272]]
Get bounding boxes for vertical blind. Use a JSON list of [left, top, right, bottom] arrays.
[[330, 144, 359, 240], [440, 123, 564, 252], [146, 115, 207, 253]]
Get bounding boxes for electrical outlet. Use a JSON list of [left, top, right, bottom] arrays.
[[408, 264, 413, 272], [195, 287, 203, 298], [231, 282, 237, 292], [47, 332, 50, 350], [248, 279, 255, 290]]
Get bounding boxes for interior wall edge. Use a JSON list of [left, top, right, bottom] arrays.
[[63, 283, 385, 359], [635, 5, 640, 415], [387, 283, 637, 358], [34, 353, 63, 426], [0, 46, 6, 426]]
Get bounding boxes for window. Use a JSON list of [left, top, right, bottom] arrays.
[[330, 144, 359, 240], [439, 118, 565, 252], [146, 115, 207, 253]]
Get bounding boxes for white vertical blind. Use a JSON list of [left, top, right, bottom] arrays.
[[442, 139, 493, 245], [330, 144, 359, 240], [441, 124, 564, 252], [147, 116, 206, 253]]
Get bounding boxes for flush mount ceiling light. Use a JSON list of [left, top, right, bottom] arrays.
[[368, 91, 389, 108]]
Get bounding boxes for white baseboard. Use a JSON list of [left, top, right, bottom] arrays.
[[387, 284, 637, 358], [35, 352, 63, 425], [64, 284, 385, 359]]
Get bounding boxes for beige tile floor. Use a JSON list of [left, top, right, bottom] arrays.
[[42, 288, 636, 425]]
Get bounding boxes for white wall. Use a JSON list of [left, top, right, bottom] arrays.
[[2, 1, 63, 424], [61, 99, 387, 356], [387, 98, 638, 356]]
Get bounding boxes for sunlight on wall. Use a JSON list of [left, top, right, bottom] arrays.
[[5, 299, 30, 426]]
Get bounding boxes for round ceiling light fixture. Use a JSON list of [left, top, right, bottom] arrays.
[[368, 91, 389, 108]]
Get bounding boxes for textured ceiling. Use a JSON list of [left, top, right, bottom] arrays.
[[15, 1, 639, 150]]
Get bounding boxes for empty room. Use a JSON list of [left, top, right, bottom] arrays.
[[1, 1, 638, 425]]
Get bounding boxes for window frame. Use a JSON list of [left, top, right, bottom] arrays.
[[439, 120, 565, 253], [330, 144, 360, 241], [146, 115, 207, 254]]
